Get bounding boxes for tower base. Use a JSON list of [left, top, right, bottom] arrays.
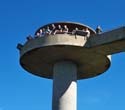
[[53, 61, 77, 110]]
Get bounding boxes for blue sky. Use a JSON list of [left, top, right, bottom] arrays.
[[0, 0, 125, 110]]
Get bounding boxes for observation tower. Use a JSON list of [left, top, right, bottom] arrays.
[[17, 22, 125, 110]]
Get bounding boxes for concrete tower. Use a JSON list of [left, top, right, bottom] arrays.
[[17, 22, 125, 110]]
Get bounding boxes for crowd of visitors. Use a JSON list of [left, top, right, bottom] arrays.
[[26, 24, 102, 41], [17, 24, 102, 51], [35, 24, 69, 38]]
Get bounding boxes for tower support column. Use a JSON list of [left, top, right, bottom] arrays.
[[52, 61, 77, 110]]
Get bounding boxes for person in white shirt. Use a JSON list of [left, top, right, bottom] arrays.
[[85, 27, 90, 38], [51, 24, 56, 35], [63, 25, 68, 33], [39, 28, 45, 37]]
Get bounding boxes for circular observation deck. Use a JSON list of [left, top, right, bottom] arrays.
[[19, 22, 111, 80]]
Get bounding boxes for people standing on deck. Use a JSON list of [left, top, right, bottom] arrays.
[[72, 27, 78, 34], [51, 24, 56, 35], [35, 32, 40, 38], [84, 27, 90, 39], [45, 26, 51, 35], [63, 25, 69, 34], [54, 25, 63, 34], [39, 28, 45, 37], [95, 25, 102, 34], [26, 35, 33, 41], [33, 24, 92, 39]]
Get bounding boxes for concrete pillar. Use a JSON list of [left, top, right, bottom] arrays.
[[52, 61, 77, 110]]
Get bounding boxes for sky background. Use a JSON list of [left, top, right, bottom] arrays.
[[0, 0, 125, 110]]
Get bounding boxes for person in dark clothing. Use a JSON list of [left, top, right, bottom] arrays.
[[54, 25, 63, 34], [95, 25, 102, 34]]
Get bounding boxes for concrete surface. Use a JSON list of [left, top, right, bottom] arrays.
[[52, 61, 77, 110], [19, 34, 111, 79], [86, 26, 125, 55]]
